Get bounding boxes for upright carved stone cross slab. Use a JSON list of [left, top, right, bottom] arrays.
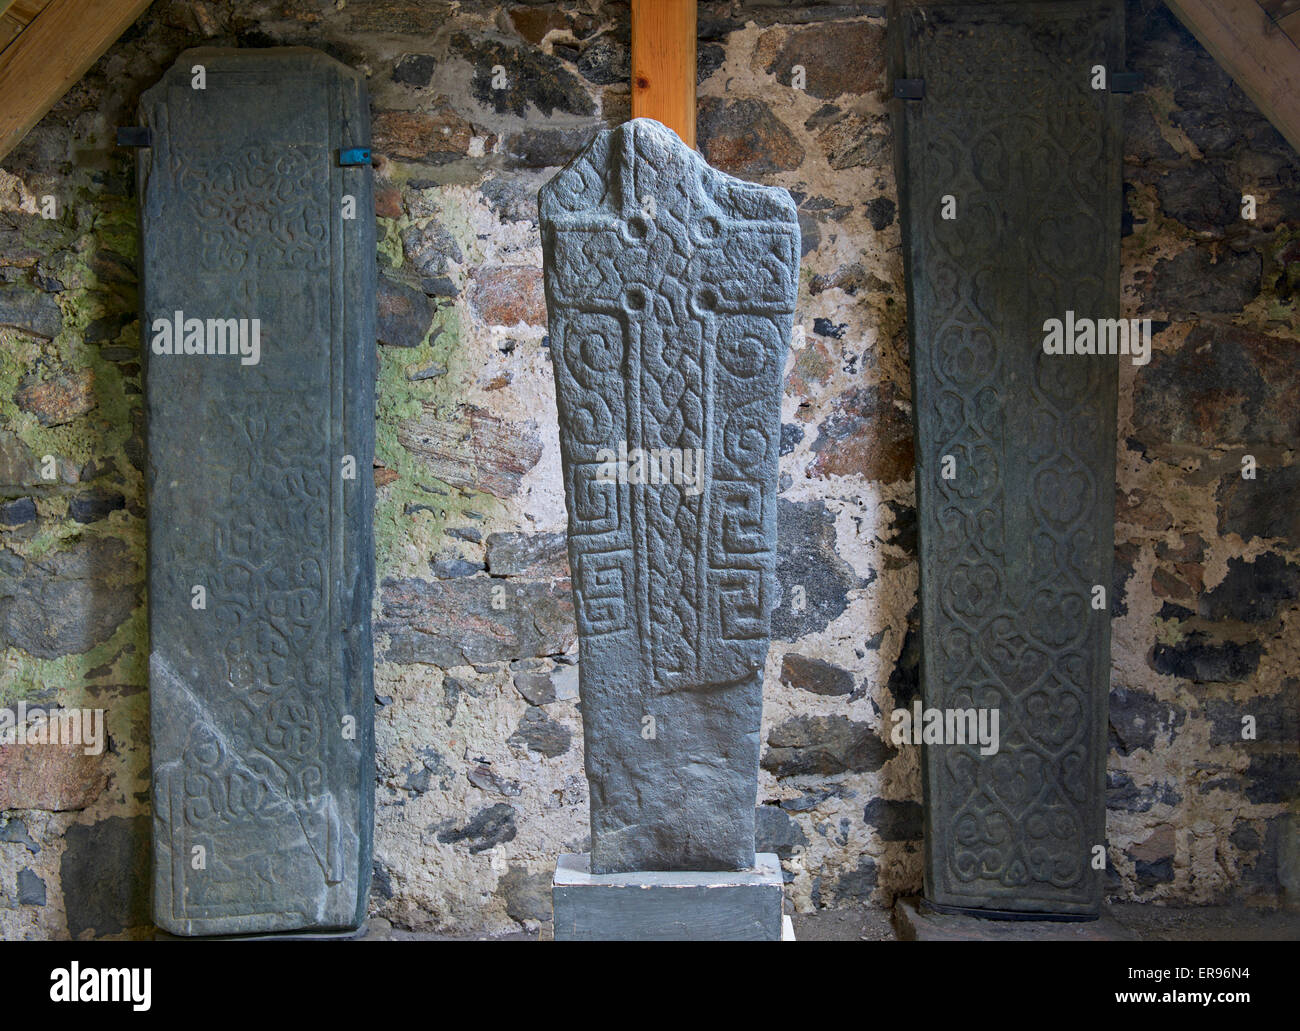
[[542, 119, 799, 877], [137, 48, 376, 936], [892, 0, 1123, 919]]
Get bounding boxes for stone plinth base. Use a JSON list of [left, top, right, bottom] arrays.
[[553, 853, 785, 941], [893, 897, 1137, 941]]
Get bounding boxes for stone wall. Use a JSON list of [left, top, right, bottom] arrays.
[[0, 0, 1294, 938]]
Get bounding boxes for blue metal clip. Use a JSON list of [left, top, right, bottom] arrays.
[[339, 147, 372, 166]]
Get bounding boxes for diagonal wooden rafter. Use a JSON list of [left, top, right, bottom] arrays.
[[1165, 0, 1300, 155], [0, 0, 153, 163]]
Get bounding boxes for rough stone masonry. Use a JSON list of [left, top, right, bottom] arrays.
[[0, 0, 1295, 938]]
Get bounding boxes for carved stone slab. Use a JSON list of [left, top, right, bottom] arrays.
[[541, 119, 799, 873], [891, 1, 1123, 917], [137, 48, 376, 936]]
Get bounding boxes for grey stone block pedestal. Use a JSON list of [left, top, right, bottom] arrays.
[[553, 853, 785, 941]]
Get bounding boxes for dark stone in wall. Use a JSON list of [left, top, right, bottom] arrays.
[[755, 804, 808, 858], [1107, 771, 1181, 813], [61, 816, 150, 938], [575, 35, 628, 85], [779, 652, 854, 696], [1204, 689, 1298, 747], [762, 715, 894, 777], [393, 53, 437, 87], [773, 498, 858, 642], [1244, 753, 1300, 805], [503, 125, 599, 169], [832, 857, 879, 902], [1151, 633, 1262, 683], [437, 803, 518, 853], [510, 706, 570, 758], [0, 537, 138, 658], [378, 275, 436, 349], [513, 670, 555, 706], [1135, 857, 1175, 886], [1142, 247, 1261, 317], [0, 497, 36, 526], [1200, 553, 1300, 624], [885, 618, 920, 706], [1131, 322, 1300, 449], [1156, 164, 1240, 233], [17, 868, 46, 906], [1218, 463, 1300, 544], [0, 285, 62, 339], [1109, 685, 1184, 756], [865, 196, 895, 230], [450, 32, 596, 117], [863, 797, 922, 841], [68, 487, 125, 525]]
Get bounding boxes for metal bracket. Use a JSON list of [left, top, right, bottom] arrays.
[[339, 146, 372, 166], [1109, 71, 1141, 94], [116, 127, 152, 148], [893, 78, 925, 100]]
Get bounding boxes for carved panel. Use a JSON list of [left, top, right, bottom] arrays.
[[542, 119, 799, 873], [893, 0, 1122, 917], [138, 48, 376, 936]]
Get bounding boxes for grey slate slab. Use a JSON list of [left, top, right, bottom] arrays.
[[553, 852, 784, 941], [540, 119, 800, 874], [891, 1, 1123, 918], [137, 48, 376, 936]]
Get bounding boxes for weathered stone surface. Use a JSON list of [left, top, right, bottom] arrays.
[[756, 21, 885, 100], [864, 797, 923, 842], [17, 867, 46, 906], [377, 274, 435, 347], [697, 97, 804, 178], [137, 49, 376, 936], [1200, 553, 1300, 623], [468, 265, 546, 326], [509, 706, 571, 757], [1141, 246, 1260, 317], [810, 382, 913, 482], [0, 285, 62, 339], [1218, 463, 1300, 543], [378, 575, 574, 666], [485, 531, 568, 578], [893, 1, 1122, 918], [0, 743, 111, 812], [15, 366, 95, 427], [779, 652, 854, 696], [762, 715, 894, 777], [451, 32, 595, 118], [0, 537, 139, 658], [755, 804, 808, 859], [68, 486, 125, 524], [372, 105, 475, 164], [772, 498, 859, 641], [437, 803, 518, 853], [397, 402, 543, 500], [1131, 323, 1300, 448], [542, 119, 799, 873], [61, 816, 151, 939]]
